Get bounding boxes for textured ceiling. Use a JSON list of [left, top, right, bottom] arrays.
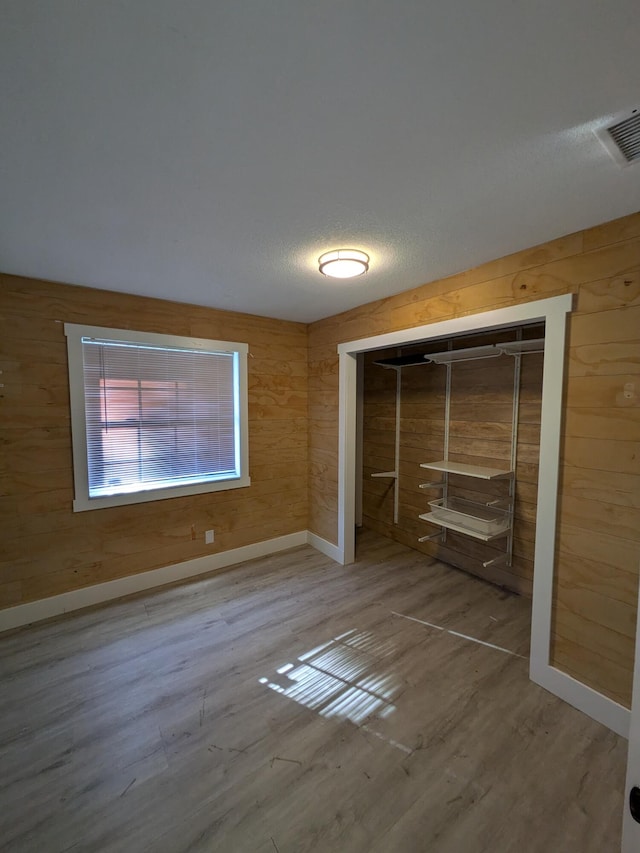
[[1, 2, 639, 323]]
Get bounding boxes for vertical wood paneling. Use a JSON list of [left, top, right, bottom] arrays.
[[0, 275, 308, 608], [308, 210, 640, 706]]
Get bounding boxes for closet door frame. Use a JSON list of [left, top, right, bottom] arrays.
[[337, 293, 630, 738]]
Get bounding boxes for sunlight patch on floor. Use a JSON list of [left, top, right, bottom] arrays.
[[259, 628, 404, 725]]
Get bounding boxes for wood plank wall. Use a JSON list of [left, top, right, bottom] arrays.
[[308, 211, 640, 707], [0, 275, 308, 607], [362, 328, 543, 596]]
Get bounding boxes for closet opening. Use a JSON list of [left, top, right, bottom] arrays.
[[356, 322, 545, 600], [335, 295, 631, 732]]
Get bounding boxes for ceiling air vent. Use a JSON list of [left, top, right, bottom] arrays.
[[595, 109, 640, 167]]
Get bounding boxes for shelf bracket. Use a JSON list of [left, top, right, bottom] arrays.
[[418, 532, 444, 543], [419, 481, 445, 489], [482, 554, 509, 569]]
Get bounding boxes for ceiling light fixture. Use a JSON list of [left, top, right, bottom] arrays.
[[318, 249, 369, 278]]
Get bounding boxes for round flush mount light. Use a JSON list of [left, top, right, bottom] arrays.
[[318, 249, 369, 278]]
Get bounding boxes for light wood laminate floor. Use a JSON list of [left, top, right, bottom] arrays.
[[0, 530, 627, 852]]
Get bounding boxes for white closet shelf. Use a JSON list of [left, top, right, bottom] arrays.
[[498, 338, 545, 355], [418, 511, 510, 542], [428, 497, 510, 535], [370, 471, 397, 478], [419, 460, 513, 480], [424, 345, 502, 364]]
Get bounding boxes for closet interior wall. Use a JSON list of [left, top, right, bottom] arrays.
[[362, 327, 544, 596]]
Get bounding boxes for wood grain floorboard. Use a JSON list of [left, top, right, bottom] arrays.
[[0, 529, 626, 852]]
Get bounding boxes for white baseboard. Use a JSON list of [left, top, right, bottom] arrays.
[[530, 660, 630, 738], [306, 531, 343, 563], [0, 530, 309, 633]]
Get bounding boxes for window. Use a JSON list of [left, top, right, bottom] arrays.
[[65, 324, 250, 511]]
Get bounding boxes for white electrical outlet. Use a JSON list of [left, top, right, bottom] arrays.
[[205, 529, 215, 544]]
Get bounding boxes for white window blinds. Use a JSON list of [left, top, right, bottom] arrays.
[[65, 325, 250, 511]]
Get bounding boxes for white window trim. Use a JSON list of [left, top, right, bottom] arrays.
[[65, 323, 250, 512]]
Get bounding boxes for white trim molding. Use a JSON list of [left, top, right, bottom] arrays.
[[337, 294, 574, 569], [307, 532, 343, 563], [0, 531, 347, 634], [531, 662, 630, 738], [0, 531, 308, 633]]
